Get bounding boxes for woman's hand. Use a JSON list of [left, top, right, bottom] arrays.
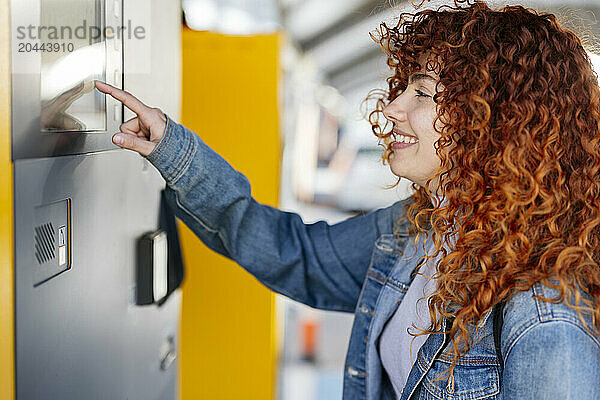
[[95, 80, 167, 157]]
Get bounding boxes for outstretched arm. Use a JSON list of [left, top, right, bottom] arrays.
[[96, 81, 409, 312], [151, 117, 407, 312]]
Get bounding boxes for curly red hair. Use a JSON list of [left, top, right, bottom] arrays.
[[369, 0, 600, 382]]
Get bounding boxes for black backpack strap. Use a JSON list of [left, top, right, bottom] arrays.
[[493, 300, 506, 372]]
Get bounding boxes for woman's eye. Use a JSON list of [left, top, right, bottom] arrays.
[[414, 89, 430, 98]]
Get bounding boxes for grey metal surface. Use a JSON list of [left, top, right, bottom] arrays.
[[12, 0, 184, 398], [11, 0, 123, 160], [32, 198, 71, 286], [14, 151, 180, 400]]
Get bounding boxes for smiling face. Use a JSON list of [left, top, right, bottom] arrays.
[[383, 55, 445, 193]]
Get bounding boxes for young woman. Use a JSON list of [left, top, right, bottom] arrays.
[[96, 1, 600, 398]]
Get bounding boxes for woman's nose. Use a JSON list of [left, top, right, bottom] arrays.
[[382, 96, 407, 124]]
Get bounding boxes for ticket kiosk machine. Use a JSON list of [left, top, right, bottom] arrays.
[[9, 0, 183, 398]]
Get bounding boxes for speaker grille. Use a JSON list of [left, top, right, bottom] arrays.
[[34, 223, 56, 265]]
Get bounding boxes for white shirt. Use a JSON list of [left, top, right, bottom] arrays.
[[378, 238, 440, 398]]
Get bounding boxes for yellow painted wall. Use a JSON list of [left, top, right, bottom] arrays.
[[0, 0, 14, 398], [180, 28, 280, 399]]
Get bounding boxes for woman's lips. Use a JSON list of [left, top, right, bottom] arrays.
[[392, 141, 417, 149]]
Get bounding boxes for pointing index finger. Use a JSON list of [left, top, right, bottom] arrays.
[[95, 80, 149, 116]]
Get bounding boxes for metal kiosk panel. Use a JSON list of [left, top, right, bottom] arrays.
[[11, 0, 122, 160], [11, 0, 182, 398]]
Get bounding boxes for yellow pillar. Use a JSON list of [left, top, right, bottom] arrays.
[[179, 28, 280, 399], [0, 0, 14, 398]]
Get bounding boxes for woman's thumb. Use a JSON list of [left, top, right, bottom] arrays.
[[112, 133, 157, 157]]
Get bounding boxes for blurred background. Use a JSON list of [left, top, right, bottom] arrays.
[[178, 0, 600, 399]]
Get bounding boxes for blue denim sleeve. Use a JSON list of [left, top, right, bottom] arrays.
[[501, 320, 600, 398], [145, 115, 408, 312]]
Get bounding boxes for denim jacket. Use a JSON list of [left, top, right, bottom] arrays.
[[145, 116, 600, 399]]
